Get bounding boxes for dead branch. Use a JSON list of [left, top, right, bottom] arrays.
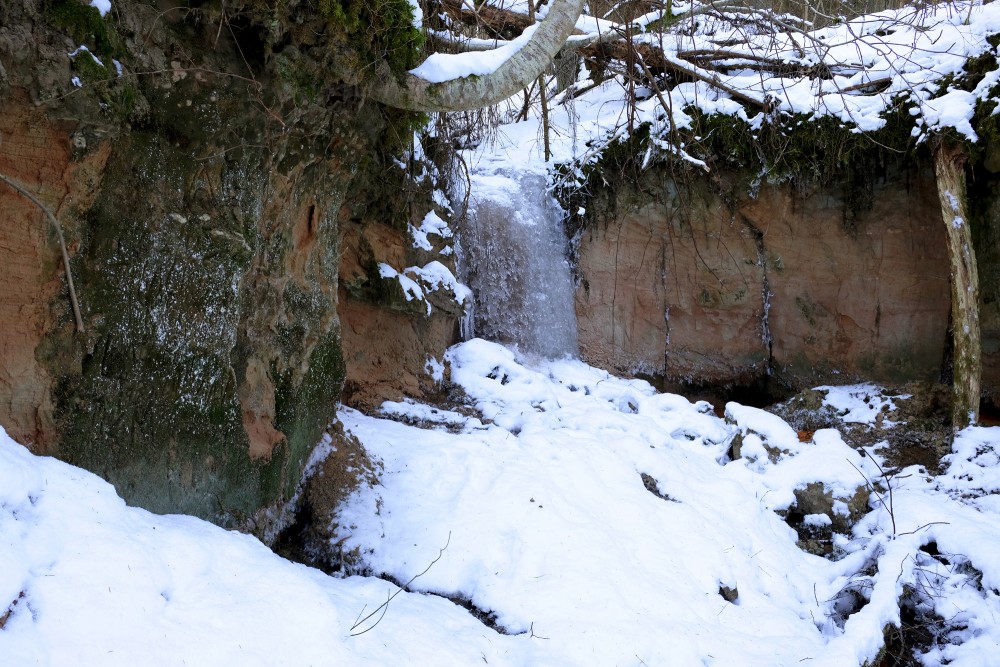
[[0, 172, 85, 333], [440, 0, 533, 40], [349, 531, 452, 637]]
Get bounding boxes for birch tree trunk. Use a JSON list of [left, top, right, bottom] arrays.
[[933, 142, 981, 430], [368, 0, 585, 112]]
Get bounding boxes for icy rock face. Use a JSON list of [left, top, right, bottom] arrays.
[[460, 172, 578, 358]]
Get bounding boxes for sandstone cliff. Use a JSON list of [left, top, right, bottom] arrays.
[[0, 0, 459, 535], [571, 144, 1000, 405]]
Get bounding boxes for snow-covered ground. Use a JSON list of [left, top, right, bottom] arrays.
[[6, 1, 1000, 664], [3, 339, 1000, 665]]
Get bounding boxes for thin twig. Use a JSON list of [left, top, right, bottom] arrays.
[[896, 521, 949, 537], [0, 173, 84, 333], [861, 447, 896, 535], [349, 532, 452, 637], [849, 447, 898, 535]]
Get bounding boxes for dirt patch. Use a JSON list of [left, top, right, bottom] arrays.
[[877, 383, 953, 474], [272, 421, 382, 573], [769, 383, 954, 475]]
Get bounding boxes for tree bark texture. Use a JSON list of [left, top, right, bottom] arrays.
[[934, 142, 982, 429], [369, 0, 585, 111]]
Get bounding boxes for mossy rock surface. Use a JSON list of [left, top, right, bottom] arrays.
[[9, 0, 431, 535]]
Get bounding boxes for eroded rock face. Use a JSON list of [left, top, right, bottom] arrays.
[[336, 165, 462, 411], [573, 165, 981, 393], [976, 187, 1000, 406], [0, 0, 449, 535], [0, 88, 111, 449], [576, 184, 766, 384]]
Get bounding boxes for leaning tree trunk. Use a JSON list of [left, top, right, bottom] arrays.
[[368, 0, 585, 112], [933, 142, 982, 430]]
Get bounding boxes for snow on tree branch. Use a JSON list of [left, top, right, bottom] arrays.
[[367, 0, 586, 111], [378, 0, 1000, 150]]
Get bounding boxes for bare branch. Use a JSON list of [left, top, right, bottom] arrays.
[[0, 173, 85, 333], [349, 532, 452, 636]]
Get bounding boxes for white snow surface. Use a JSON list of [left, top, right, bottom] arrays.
[[378, 260, 471, 315], [818, 384, 907, 424], [0, 424, 516, 666], [4, 340, 1000, 666], [411, 23, 540, 83], [409, 209, 453, 251]]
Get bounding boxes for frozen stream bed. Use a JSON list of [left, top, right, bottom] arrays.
[[3, 339, 1000, 666]]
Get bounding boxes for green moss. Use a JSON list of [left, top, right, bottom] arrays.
[[688, 106, 917, 187], [68, 47, 110, 84], [318, 0, 424, 75], [795, 295, 823, 326], [271, 330, 346, 502], [381, 107, 431, 151], [272, 51, 321, 105], [45, 0, 123, 62], [51, 131, 260, 519], [44, 1, 148, 123], [565, 100, 923, 238]]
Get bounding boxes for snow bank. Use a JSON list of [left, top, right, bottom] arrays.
[[0, 428, 521, 666], [3, 342, 1000, 665], [411, 23, 540, 83], [337, 340, 1000, 666]]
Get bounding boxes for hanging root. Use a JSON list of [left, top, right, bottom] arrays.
[[0, 172, 85, 333]]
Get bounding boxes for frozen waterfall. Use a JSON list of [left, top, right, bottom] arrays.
[[458, 171, 578, 359]]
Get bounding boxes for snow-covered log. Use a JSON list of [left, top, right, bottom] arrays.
[[367, 0, 585, 111]]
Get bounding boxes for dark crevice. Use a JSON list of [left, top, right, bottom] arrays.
[[222, 12, 269, 74], [272, 498, 344, 576], [431, 591, 523, 635], [980, 395, 1000, 425], [828, 555, 879, 630], [274, 511, 522, 637], [640, 472, 680, 502], [741, 215, 774, 376], [377, 573, 523, 636], [666, 376, 793, 417]]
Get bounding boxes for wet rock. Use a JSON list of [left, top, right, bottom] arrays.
[[783, 481, 870, 556]]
